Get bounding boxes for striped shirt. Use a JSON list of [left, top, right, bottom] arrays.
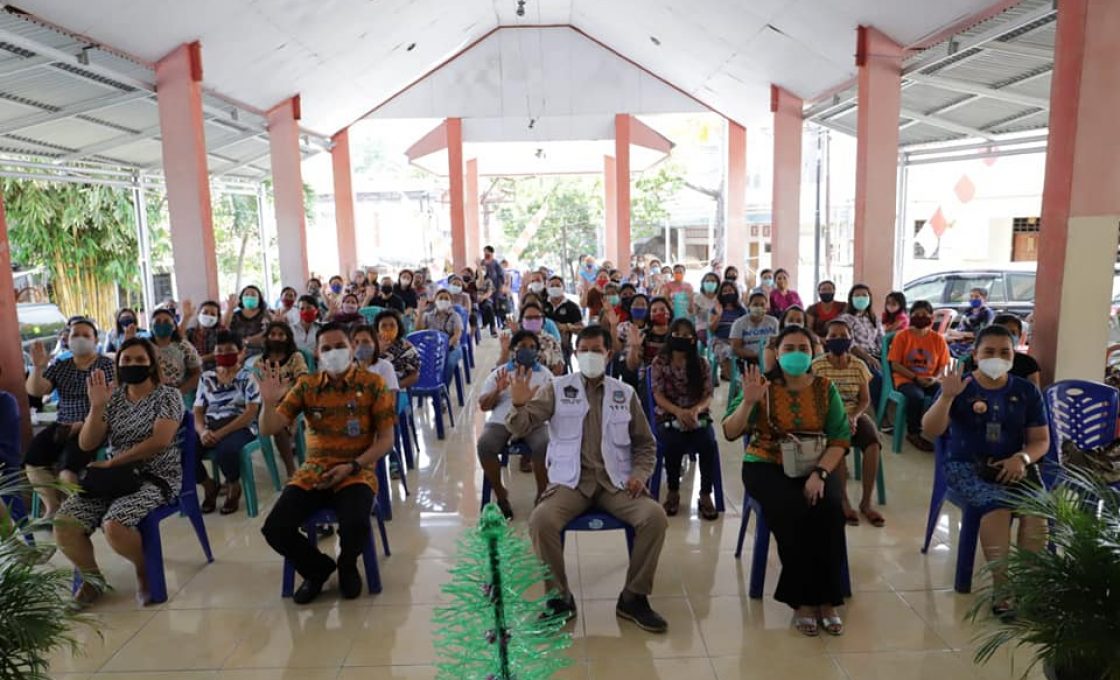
[[811, 355, 872, 416], [195, 368, 261, 433]]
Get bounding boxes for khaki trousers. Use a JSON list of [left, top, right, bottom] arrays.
[[528, 484, 668, 597]]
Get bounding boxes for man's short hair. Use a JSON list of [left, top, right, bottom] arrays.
[[316, 321, 349, 345], [576, 325, 612, 351], [215, 330, 243, 349]]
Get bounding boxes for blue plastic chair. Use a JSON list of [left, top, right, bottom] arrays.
[[74, 415, 214, 604], [375, 447, 410, 522], [644, 366, 725, 512], [280, 503, 390, 598], [395, 391, 416, 471], [406, 330, 456, 440], [453, 304, 475, 376], [1044, 380, 1119, 455], [479, 440, 531, 510], [734, 493, 852, 599], [560, 510, 634, 554]]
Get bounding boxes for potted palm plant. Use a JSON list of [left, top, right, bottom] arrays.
[[969, 469, 1120, 680], [0, 472, 98, 680]]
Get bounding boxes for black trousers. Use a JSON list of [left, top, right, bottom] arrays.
[[660, 423, 718, 495], [897, 381, 939, 434], [261, 484, 374, 582], [198, 428, 256, 483], [24, 423, 95, 473], [742, 462, 847, 609], [478, 300, 496, 331]]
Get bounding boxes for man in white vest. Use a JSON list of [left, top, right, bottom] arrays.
[[507, 326, 668, 633]]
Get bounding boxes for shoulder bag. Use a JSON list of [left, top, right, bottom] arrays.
[[768, 378, 831, 479]]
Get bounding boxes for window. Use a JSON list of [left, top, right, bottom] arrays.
[[903, 277, 946, 305], [1012, 217, 1040, 232], [946, 276, 1005, 304], [1007, 273, 1036, 302]]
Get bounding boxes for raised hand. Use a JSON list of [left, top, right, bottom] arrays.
[[939, 362, 971, 399], [227, 293, 239, 311], [495, 367, 512, 393], [626, 326, 644, 350], [124, 322, 137, 340], [741, 363, 769, 404], [499, 331, 511, 354], [509, 365, 539, 407], [181, 298, 195, 321], [255, 361, 291, 405], [30, 341, 49, 370], [87, 369, 112, 409]]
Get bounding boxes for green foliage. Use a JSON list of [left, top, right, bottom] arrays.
[[632, 163, 684, 240], [0, 473, 99, 680], [498, 176, 601, 284], [969, 469, 1120, 679], [433, 503, 571, 680]]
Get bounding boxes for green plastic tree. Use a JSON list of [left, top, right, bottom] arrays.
[[433, 503, 572, 680]]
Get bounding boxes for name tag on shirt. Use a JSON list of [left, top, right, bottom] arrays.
[[985, 421, 1001, 443], [347, 418, 361, 437]]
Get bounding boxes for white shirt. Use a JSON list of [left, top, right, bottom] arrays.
[[367, 359, 400, 392], [482, 364, 552, 424], [291, 321, 320, 354]]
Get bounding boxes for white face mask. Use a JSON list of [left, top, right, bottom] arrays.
[[547, 286, 564, 299], [319, 348, 352, 375], [449, 284, 463, 295], [435, 299, 452, 312], [198, 313, 218, 328], [69, 337, 96, 356], [977, 357, 1014, 380], [528, 282, 544, 294], [342, 303, 358, 314], [577, 351, 606, 379]]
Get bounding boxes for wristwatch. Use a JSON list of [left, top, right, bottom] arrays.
[[349, 460, 362, 476], [1017, 452, 1032, 467], [813, 466, 829, 481]]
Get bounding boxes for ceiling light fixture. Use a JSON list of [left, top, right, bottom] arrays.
[[406, 42, 416, 52], [77, 45, 92, 65], [649, 36, 661, 46], [516, 0, 526, 17], [528, 118, 536, 129]]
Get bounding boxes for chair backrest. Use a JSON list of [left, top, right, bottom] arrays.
[[880, 332, 897, 387], [644, 365, 657, 431], [177, 413, 198, 498], [932, 309, 955, 335], [1106, 344, 1120, 368], [299, 348, 317, 373], [359, 306, 385, 326], [453, 305, 471, 346], [406, 330, 449, 390], [1044, 379, 1120, 452]]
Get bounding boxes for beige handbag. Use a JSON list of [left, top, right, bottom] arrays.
[[767, 381, 829, 479]]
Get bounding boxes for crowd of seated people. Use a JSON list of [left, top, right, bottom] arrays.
[[0, 249, 1061, 641]]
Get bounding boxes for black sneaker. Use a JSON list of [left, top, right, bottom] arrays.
[[540, 594, 577, 623], [616, 593, 668, 633], [338, 563, 363, 599], [496, 498, 514, 520], [293, 577, 329, 605]]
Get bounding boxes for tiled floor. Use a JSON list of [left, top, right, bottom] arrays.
[[47, 341, 1042, 679]]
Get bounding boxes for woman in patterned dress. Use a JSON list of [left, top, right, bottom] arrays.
[[54, 338, 185, 606], [149, 308, 202, 399], [375, 309, 421, 390]]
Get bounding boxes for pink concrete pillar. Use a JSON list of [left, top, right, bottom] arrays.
[[268, 96, 309, 287], [465, 158, 480, 265], [614, 114, 631, 273], [853, 26, 903, 299], [604, 155, 618, 265], [1032, 0, 1120, 383], [0, 196, 31, 449], [331, 128, 358, 278], [770, 87, 803, 286], [726, 120, 747, 276], [154, 42, 219, 302], [448, 118, 467, 271]]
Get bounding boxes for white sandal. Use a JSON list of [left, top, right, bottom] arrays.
[[793, 615, 819, 637], [820, 615, 844, 636]]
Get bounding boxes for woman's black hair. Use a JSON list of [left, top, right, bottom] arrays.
[[845, 284, 875, 321], [718, 281, 742, 308], [883, 291, 907, 322], [239, 285, 268, 313], [910, 299, 934, 316], [214, 329, 244, 350], [115, 307, 138, 333], [779, 305, 807, 330], [150, 308, 182, 342], [974, 324, 1014, 349], [280, 286, 297, 297], [69, 317, 99, 339], [701, 272, 720, 288], [199, 299, 221, 314], [263, 321, 296, 360], [116, 337, 163, 385], [509, 329, 540, 351], [723, 266, 739, 279], [648, 296, 671, 323], [764, 325, 817, 385], [747, 292, 767, 306], [619, 282, 637, 295], [659, 318, 704, 402], [519, 301, 543, 318], [349, 324, 381, 357], [992, 313, 1024, 335], [374, 309, 405, 342]]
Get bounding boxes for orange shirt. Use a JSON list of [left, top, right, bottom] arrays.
[[277, 366, 396, 493], [887, 329, 950, 386]]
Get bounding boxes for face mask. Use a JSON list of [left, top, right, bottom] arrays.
[[749, 305, 766, 318], [630, 307, 648, 321], [515, 347, 539, 368], [342, 303, 358, 314], [668, 336, 694, 353], [911, 316, 933, 329], [819, 292, 835, 303], [970, 298, 983, 309], [282, 298, 295, 309], [198, 313, 219, 328], [308, 285, 321, 295], [597, 278, 609, 287], [521, 317, 544, 333], [299, 309, 318, 324], [607, 295, 620, 307], [266, 339, 289, 354], [824, 337, 852, 356], [726, 275, 738, 283], [719, 293, 739, 305], [69, 337, 96, 356], [885, 304, 899, 314], [761, 277, 773, 287], [319, 348, 352, 375], [977, 357, 1013, 380], [778, 351, 812, 376], [702, 281, 717, 294], [651, 311, 670, 325], [215, 352, 239, 368], [784, 321, 803, 329], [528, 282, 544, 294], [577, 351, 605, 379], [852, 296, 870, 311], [547, 286, 564, 298], [400, 278, 412, 288], [449, 284, 463, 295], [673, 272, 684, 282], [119, 316, 135, 328], [435, 299, 452, 312], [330, 283, 343, 294], [118, 364, 151, 385], [242, 296, 260, 310], [585, 263, 594, 271], [152, 321, 175, 338], [355, 345, 376, 363]]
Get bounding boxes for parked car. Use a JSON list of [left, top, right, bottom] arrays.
[[17, 302, 67, 371], [902, 264, 1120, 320]]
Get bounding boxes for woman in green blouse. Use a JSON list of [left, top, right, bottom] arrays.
[[722, 325, 852, 637]]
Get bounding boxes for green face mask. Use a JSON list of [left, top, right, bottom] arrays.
[[242, 295, 259, 310], [852, 295, 870, 311], [778, 351, 813, 376]]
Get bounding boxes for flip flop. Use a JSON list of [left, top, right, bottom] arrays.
[[843, 508, 860, 526], [860, 507, 886, 528], [793, 616, 819, 637], [820, 615, 844, 636]]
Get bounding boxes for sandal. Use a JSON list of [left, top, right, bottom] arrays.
[[793, 615, 819, 637], [200, 479, 219, 514], [662, 491, 680, 517], [843, 507, 860, 526], [860, 505, 886, 528], [220, 484, 241, 515], [698, 494, 719, 521], [820, 615, 844, 636], [74, 581, 103, 608]]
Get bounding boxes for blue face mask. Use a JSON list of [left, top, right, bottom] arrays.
[[970, 298, 983, 309], [630, 307, 648, 320]]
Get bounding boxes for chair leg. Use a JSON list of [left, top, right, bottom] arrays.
[[453, 366, 465, 407], [362, 526, 382, 594], [376, 457, 393, 522], [649, 447, 663, 501], [390, 448, 410, 497], [239, 449, 259, 519], [922, 491, 947, 554], [712, 455, 726, 513], [748, 513, 770, 599], [734, 502, 752, 559], [375, 505, 391, 557], [876, 455, 887, 506], [185, 501, 214, 562], [444, 389, 456, 428], [433, 394, 446, 441], [139, 517, 169, 604], [954, 509, 981, 594], [259, 437, 283, 492]]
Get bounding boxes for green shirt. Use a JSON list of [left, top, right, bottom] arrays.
[[724, 376, 851, 465]]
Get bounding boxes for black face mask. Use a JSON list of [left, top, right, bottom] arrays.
[[266, 340, 288, 355], [719, 293, 739, 305], [668, 336, 695, 353], [118, 365, 152, 385], [380, 285, 393, 295], [819, 292, 835, 303]]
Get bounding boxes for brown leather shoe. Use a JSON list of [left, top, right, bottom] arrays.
[[698, 494, 719, 521], [200, 478, 219, 514], [663, 491, 680, 517], [220, 483, 242, 515]]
